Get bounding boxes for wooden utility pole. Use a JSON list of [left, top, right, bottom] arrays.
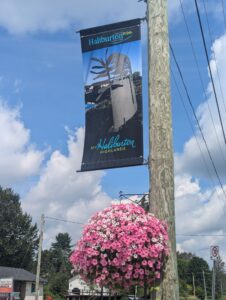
[[147, 0, 179, 299], [220, 280, 223, 300], [212, 260, 216, 300], [202, 270, 207, 300], [192, 273, 196, 298], [35, 214, 45, 300]]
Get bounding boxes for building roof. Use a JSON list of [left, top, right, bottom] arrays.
[[0, 267, 46, 283]]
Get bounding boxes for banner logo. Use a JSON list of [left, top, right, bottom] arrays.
[[88, 31, 133, 46], [95, 135, 136, 151]]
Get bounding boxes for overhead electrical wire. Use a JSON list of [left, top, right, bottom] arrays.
[[194, 0, 226, 144], [171, 68, 223, 203], [178, 0, 226, 170], [170, 43, 226, 205], [47, 215, 226, 238], [173, 0, 226, 252], [202, 0, 226, 113], [171, 66, 226, 223], [45, 216, 84, 225], [177, 234, 226, 237]]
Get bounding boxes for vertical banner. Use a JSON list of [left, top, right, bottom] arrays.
[[80, 19, 143, 171]]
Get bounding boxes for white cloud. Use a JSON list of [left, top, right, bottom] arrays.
[[174, 32, 226, 263], [175, 174, 200, 198], [22, 128, 112, 247], [14, 79, 22, 93], [0, 0, 196, 35], [0, 0, 146, 35], [175, 178, 226, 235], [175, 174, 226, 263], [2, 102, 224, 260], [1, 0, 225, 261], [175, 33, 226, 180], [0, 101, 44, 186]]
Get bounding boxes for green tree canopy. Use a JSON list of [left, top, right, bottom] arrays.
[[187, 256, 211, 299], [51, 232, 72, 255], [177, 252, 194, 298], [41, 232, 72, 299], [215, 256, 226, 299], [0, 186, 38, 270], [177, 252, 215, 299], [50, 232, 72, 273]]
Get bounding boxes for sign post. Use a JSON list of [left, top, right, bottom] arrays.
[[210, 245, 219, 300]]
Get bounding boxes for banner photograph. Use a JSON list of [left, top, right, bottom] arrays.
[[80, 19, 143, 171]]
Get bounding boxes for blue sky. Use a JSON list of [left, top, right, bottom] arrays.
[[0, 0, 226, 264]]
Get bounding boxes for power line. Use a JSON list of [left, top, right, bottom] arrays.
[[171, 68, 214, 180], [202, 0, 226, 113], [45, 216, 84, 225], [194, 0, 226, 144], [178, 0, 226, 170], [177, 234, 226, 237], [46, 215, 226, 237], [171, 68, 224, 203], [170, 43, 226, 204]]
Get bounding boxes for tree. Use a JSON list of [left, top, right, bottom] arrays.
[[177, 252, 226, 299], [51, 233, 72, 273], [40, 249, 55, 279], [48, 273, 69, 298], [177, 252, 216, 299], [187, 256, 211, 299], [41, 233, 72, 299], [0, 186, 38, 270], [177, 252, 193, 298], [51, 232, 72, 254], [215, 256, 226, 299]]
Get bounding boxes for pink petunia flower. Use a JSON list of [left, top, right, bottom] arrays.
[[70, 203, 168, 291]]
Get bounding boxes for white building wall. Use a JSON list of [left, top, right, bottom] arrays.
[[69, 276, 108, 295], [24, 282, 43, 300], [69, 276, 92, 293]]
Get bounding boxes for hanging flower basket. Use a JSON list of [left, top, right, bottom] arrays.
[[70, 203, 169, 290]]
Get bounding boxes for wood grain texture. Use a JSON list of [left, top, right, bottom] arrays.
[[147, 0, 179, 299]]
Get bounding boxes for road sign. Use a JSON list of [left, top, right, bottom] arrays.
[[210, 245, 219, 260]]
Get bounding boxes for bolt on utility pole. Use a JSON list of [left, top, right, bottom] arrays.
[[147, 0, 179, 299], [35, 214, 45, 300]]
